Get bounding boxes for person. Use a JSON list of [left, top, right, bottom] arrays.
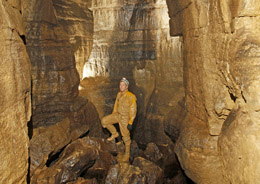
[[101, 77, 137, 162]]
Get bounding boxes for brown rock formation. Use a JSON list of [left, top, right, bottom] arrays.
[[23, 0, 80, 128], [5, 0, 260, 183], [132, 157, 164, 184], [31, 138, 98, 183], [67, 177, 98, 184], [29, 118, 71, 177], [167, 0, 260, 183], [79, 0, 184, 146], [0, 1, 31, 183], [52, 0, 94, 79], [22, 0, 103, 137], [105, 163, 146, 183]]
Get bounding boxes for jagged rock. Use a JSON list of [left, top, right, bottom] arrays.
[[143, 142, 163, 164], [132, 157, 164, 184], [29, 118, 71, 176], [143, 142, 179, 178], [67, 177, 98, 184], [83, 136, 118, 154], [31, 138, 98, 184], [81, 137, 118, 182], [105, 163, 146, 184]]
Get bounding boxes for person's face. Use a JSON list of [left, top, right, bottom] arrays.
[[119, 81, 128, 92]]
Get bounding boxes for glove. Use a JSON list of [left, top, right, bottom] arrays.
[[127, 124, 132, 131]]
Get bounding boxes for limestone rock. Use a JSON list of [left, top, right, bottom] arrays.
[[52, 0, 93, 79], [167, 0, 260, 183], [143, 142, 179, 178], [219, 107, 260, 183], [23, 0, 80, 127], [22, 0, 97, 135], [164, 98, 187, 143], [0, 1, 31, 183], [81, 0, 184, 147], [82, 136, 118, 181], [132, 157, 164, 184], [79, 76, 118, 119], [105, 163, 146, 184], [29, 118, 71, 176], [31, 138, 98, 184], [67, 177, 98, 184], [83, 136, 118, 154]]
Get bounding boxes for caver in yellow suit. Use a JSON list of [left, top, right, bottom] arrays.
[[101, 78, 137, 162]]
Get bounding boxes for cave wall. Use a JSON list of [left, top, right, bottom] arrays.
[[22, 0, 102, 138], [0, 1, 31, 183], [80, 0, 185, 145], [52, 0, 93, 79], [21, 0, 104, 181], [167, 0, 260, 183], [5, 0, 260, 182]]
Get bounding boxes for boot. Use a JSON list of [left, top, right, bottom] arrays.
[[119, 143, 130, 162], [105, 125, 119, 142], [107, 132, 119, 142]]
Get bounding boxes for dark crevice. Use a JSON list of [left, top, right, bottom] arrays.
[[241, 91, 247, 103], [174, 154, 195, 184], [27, 118, 33, 140], [46, 147, 66, 167], [164, 129, 179, 144], [19, 35, 26, 45], [79, 130, 90, 138], [172, 2, 192, 17], [27, 157, 31, 184], [229, 92, 237, 102], [79, 160, 97, 177]]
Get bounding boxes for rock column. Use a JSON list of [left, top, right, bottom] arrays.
[[0, 1, 31, 183]]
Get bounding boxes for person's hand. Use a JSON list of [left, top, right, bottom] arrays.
[[127, 124, 132, 131]]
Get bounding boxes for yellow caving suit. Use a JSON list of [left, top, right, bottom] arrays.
[[101, 90, 137, 158]]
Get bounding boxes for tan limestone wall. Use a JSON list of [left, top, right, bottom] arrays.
[[52, 0, 93, 79], [167, 0, 260, 183], [0, 1, 31, 183], [80, 0, 184, 145], [22, 0, 100, 135]]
